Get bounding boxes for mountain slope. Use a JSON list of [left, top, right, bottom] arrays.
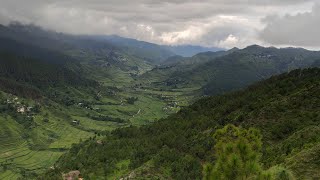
[[162, 45, 224, 57], [141, 45, 320, 96], [0, 49, 96, 95], [0, 23, 174, 66], [138, 49, 233, 87], [40, 68, 320, 179], [94, 35, 175, 63]]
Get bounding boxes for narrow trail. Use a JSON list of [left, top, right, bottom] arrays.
[[132, 109, 141, 118]]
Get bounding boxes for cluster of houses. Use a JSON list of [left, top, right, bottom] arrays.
[[72, 119, 80, 125], [62, 170, 83, 180], [5, 96, 33, 114], [77, 102, 101, 112], [163, 101, 179, 113], [254, 53, 275, 59]]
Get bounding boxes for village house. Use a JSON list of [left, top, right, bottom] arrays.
[[72, 120, 80, 125], [17, 106, 26, 113]]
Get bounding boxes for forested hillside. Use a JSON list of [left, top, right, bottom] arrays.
[[40, 68, 320, 179], [0, 53, 93, 86], [141, 45, 320, 96], [0, 23, 173, 66]]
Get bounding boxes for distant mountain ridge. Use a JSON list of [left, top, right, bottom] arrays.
[[89, 35, 225, 59], [0, 23, 172, 66], [140, 44, 320, 95], [89, 35, 175, 63], [162, 45, 225, 57], [0, 23, 224, 64]]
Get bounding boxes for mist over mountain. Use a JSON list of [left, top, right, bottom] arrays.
[[162, 45, 225, 57], [84, 35, 225, 58]]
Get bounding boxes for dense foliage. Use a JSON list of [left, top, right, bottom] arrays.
[[0, 53, 92, 87], [0, 52, 100, 108], [203, 125, 269, 180]]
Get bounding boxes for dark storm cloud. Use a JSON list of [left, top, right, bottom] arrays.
[[0, 0, 318, 48]]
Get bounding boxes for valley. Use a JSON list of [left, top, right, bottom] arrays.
[[0, 61, 195, 179], [0, 25, 199, 178], [0, 71, 192, 179], [41, 68, 320, 180], [0, 23, 319, 179]]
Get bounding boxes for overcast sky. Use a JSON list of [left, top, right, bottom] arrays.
[[0, 0, 319, 49]]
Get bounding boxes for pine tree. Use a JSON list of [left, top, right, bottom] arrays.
[[204, 124, 271, 180]]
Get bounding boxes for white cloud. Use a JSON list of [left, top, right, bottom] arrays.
[[159, 25, 205, 44], [217, 34, 239, 48], [0, 0, 318, 48], [259, 3, 320, 48]]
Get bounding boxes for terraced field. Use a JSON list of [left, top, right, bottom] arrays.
[[0, 56, 198, 179], [0, 112, 95, 179], [0, 79, 195, 179]]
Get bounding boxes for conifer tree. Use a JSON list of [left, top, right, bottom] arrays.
[[204, 124, 271, 180]]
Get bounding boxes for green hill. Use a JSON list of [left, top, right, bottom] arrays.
[[40, 68, 320, 179], [141, 45, 320, 96], [0, 23, 172, 69]]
